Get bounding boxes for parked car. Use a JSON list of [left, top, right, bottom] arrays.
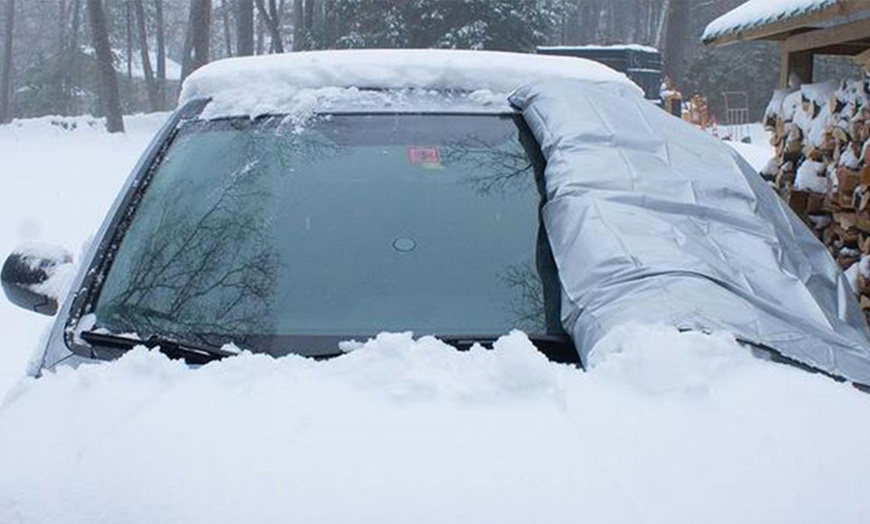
[[4, 49, 870, 387]]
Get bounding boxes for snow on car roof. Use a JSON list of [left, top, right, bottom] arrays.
[[702, 0, 836, 42], [178, 49, 641, 119]]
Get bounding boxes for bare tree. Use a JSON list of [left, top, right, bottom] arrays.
[[236, 0, 254, 56], [303, 0, 314, 36], [662, 0, 689, 85], [291, 0, 302, 50], [654, 0, 670, 48], [62, 0, 83, 114], [256, 9, 264, 54], [220, 0, 232, 57], [254, 0, 283, 52], [125, 0, 132, 79], [181, 0, 211, 80], [0, 0, 14, 123], [133, 0, 158, 111], [155, 0, 166, 109], [191, 0, 211, 70], [321, 0, 335, 44], [87, 0, 124, 132], [58, 0, 68, 61]]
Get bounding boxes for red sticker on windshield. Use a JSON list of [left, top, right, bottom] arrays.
[[408, 147, 442, 169]]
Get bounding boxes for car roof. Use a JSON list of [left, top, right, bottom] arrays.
[[179, 49, 641, 120]]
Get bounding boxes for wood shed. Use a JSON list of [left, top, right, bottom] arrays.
[[704, 0, 870, 324], [702, 0, 870, 86]]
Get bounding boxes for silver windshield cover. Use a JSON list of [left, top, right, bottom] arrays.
[[510, 79, 870, 385]]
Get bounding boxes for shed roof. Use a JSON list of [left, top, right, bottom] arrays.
[[702, 0, 870, 48]]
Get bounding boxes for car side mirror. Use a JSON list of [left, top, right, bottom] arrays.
[[1, 245, 75, 316]]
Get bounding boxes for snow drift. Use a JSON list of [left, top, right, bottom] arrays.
[[0, 326, 868, 524]]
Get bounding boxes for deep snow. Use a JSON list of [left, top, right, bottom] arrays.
[[0, 113, 867, 524], [0, 113, 169, 396], [0, 327, 868, 524]]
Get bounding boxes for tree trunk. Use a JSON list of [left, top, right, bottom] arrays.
[[256, 9, 264, 54], [221, 0, 232, 56], [662, 0, 689, 86], [133, 0, 158, 111], [57, 0, 70, 113], [125, 0, 132, 80], [311, 0, 323, 41], [236, 0, 254, 56], [606, 2, 616, 42], [0, 0, 14, 123], [578, 1, 600, 45], [155, 0, 166, 109], [191, 0, 211, 71], [66, 0, 82, 114], [654, 0, 669, 49], [563, 1, 579, 45], [303, 0, 313, 33], [300, 0, 314, 47], [181, 22, 192, 80], [87, 0, 125, 132], [58, 0, 68, 56], [292, 0, 302, 50], [254, 0, 283, 52], [182, 0, 211, 80], [321, 0, 335, 46], [617, 1, 635, 43], [634, 0, 649, 44]]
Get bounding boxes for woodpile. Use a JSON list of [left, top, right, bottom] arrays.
[[660, 77, 683, 117], [684, 94, 709, 128], [764, 79, 870, 317]]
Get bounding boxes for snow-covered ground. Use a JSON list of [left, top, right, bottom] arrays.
[[718, 122, 775, 172], [0, 115, 867, 524], [0, 114, 169, 396]]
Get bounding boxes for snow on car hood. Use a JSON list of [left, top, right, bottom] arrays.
[[509, 79, 870, 386], [178, 49, 640, 119], [1, 326, 869, 524]]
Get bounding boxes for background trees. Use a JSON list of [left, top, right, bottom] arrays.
[[0, 0, 13, 124], [87, 0, 124, 132], [0, 0, 811, 128], [236, 0, 254, 56]]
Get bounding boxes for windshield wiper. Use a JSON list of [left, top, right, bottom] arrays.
[[80, 330, 237, 365]]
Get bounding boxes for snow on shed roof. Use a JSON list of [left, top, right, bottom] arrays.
[[703, 0, 839, 43], [82, 47, 183, 82], [179, 49, 641, 118], [537, 44, 660, 54], [128, 51, 182, 82]]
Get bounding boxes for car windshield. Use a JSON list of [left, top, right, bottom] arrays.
[[89, 112, 566, 357]]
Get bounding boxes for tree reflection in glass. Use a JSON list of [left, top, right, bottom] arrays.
[[92, 113, 565, 356]]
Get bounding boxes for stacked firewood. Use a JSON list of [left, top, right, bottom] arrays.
[[764, 79, 870, 315], [684, 94, 709, 128]]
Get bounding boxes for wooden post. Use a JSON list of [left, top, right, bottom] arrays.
[[779, 48, 813, 88]]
